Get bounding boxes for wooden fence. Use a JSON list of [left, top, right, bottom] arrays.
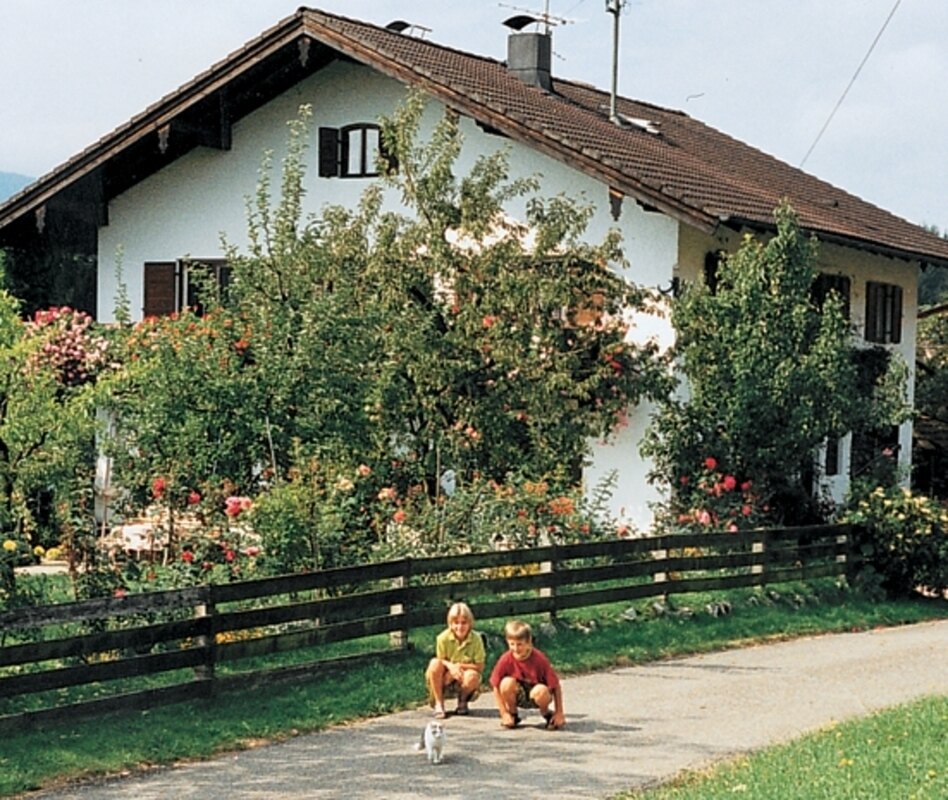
[[0, 524, 857, 731]]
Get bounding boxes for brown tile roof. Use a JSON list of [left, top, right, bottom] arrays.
[[3, 6, 947, 268]]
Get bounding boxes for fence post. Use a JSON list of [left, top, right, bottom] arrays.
[[390, 558, 411, 650], [652, 543, 668, 600], [751, 533, 766, 583], [839, 525, 856, 585], [193, 585, 216, 691], [540, 544, 558, 623]]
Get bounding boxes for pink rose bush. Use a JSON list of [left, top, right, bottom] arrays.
[[25, 306, 110, 387]]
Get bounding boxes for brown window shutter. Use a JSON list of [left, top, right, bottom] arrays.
[[143, 262, 177, 317], [318, 127, 340, 177]]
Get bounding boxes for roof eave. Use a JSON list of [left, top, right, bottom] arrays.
[[724, 214, 948, 269], [0, 9, 310, 235]]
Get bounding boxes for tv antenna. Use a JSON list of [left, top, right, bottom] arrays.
[[606, 0, 628, 125], [499, 2, 573, 35], [385, 20, 433, 38]]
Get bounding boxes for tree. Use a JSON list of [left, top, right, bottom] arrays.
[[918, 225, 948, 308], [914, 308, 948, 497], [642, 203, 908, 527], [354, 93, 670, 486], [220, 94, 669, 491], [101, 94, 670, 570], [0, 280, 100, 604]]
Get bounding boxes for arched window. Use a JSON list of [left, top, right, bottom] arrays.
[[318, 123, 397, 178]]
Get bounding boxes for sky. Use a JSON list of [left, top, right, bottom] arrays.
[[0, 0, 945, 231]]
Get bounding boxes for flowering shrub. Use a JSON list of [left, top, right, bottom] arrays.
[[657, 456, 769, 533], [1, 537, 32, 601], [841, 484, 948, 598], [371, 472, 624, 561], [25, 306, 110, 387], [251, 460, 382, 574]]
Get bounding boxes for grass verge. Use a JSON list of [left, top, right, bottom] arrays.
[[612, 694, 948, 800], [1, 581, 945, 797]]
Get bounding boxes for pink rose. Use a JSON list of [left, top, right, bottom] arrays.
[[225, 496, 253, 517], [703, 457, 717, 471]]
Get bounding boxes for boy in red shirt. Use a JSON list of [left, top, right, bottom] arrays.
[[490, 619, 566, 729]]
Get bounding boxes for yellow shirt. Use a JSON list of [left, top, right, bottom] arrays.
[[435, 627, 486, 667]]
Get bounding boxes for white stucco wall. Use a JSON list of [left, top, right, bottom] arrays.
[[96, 60, 680, 533]]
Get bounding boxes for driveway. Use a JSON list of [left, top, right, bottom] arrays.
[[28, 619, 948, 800]]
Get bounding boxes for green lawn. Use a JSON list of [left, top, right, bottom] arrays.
[[1, 581, 945, 797], [613, 694, 947, 800]]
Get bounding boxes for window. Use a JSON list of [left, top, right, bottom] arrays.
[[703, 250, 724, 295], [824, 435, 841, 476], [849, 346, 900, 481], [812, 273, 851, 319], [851, 425, 899, 480], [864, 281, 902, 344], [318, 123, 396, 178], [143, 259, 230, 317]]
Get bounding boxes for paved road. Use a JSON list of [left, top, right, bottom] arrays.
[[28, 619, 948, 800]]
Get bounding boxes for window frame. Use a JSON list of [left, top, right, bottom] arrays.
[[864, 280, 902, 344], [340, 123, 382, 178], [318, 123, 396, 179], [812, 273, 851, 319], [142, 259, 230, 318]]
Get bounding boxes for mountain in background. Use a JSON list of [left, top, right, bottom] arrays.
[[0, 172, 33, 201]]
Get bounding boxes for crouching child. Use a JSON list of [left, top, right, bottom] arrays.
[[490, 619, 565, 729]]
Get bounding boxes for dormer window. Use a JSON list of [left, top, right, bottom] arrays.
[[318, 123, 396, 178]]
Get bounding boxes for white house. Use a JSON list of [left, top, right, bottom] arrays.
[[2, 7, 947, 529]]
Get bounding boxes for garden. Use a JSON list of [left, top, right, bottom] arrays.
[[0, 93, 946, 798]]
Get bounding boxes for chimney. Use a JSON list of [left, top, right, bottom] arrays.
[[507, 31, 552, 91]]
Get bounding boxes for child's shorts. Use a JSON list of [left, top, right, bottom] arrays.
[[515, 681, 540, 709], [427, 674, 483, 706]]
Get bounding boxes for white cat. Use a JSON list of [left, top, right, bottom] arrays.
[[414, 720, 446, 764]]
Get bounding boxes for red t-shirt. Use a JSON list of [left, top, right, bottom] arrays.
[[490, 646, 560, 690]]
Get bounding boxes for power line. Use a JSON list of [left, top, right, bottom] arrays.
[[799, 0, 902, 169]]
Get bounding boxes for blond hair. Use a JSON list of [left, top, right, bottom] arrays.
[[503, 619, 532, 642], [447, 601, 475, 626]]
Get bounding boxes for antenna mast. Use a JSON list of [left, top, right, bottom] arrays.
[[606, 0, 625, 125]]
